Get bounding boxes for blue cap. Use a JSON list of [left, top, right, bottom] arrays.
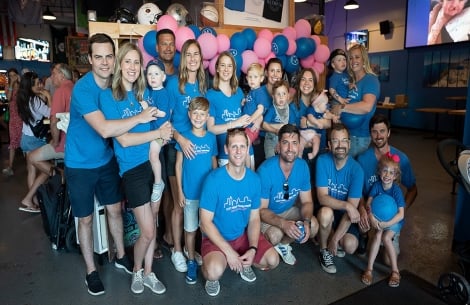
[[146, 58, 165, 72]]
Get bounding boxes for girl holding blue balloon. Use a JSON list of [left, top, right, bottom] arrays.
[[340, 44, 380, 158], [361, 152, 405, 288]]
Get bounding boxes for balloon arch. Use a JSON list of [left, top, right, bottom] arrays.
[[138, 15, 330, 78]]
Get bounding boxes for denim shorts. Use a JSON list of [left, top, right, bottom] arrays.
[[349, 136, 370, 158], [20, 134, 46, 153], [184, 199, 200, 232], [385, 222, 403, 234]]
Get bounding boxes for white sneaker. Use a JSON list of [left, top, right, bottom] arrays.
[[205, 280, 220, 296], [131, 269, 144, 294], [143, 272, 166, 294], [171, 250, 187, 272], [274, 243, 296, 265], [184, 247, 203, 266], [151, 181, 165, 202]]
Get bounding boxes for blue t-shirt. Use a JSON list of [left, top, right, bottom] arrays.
[[356, 146, 417, 197], [329, 71, 350, 99], [243, 86, 271, 117], [207, 87, 245, 159], [175, 130, 218, 200], [263, 103, 299, 126], [341, 73, 380, 137], [369, 181, 406, 226], [65, 72, 114, 169], [166, 77, 204, 133], [99, 89, 151, 176], [315, 153, 364, 201], [257, 156, 311, 214], [305, 106, 327, 150], [200, 167, 261, 241], [143, 87, 171, 129]]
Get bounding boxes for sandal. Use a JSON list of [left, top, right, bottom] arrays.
[[361, 269, 373, 285], [388, 271, 401, 287]]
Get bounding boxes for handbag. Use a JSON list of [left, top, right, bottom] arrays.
[[29, 119, 50, 139]]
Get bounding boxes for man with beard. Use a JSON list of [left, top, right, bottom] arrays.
[[316, 123, 364, 274], [356, 114, 417, 256], [258, 124, 319, 266]]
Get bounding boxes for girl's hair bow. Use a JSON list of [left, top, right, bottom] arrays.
[[386, 151, 400, 163]]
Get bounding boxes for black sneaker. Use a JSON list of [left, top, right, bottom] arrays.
[[115, 254, 133, 274], [85, 271, 105, 296], [319, 248, 337, 274]]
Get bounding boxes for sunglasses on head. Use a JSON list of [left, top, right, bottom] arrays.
[[283, 182, 289, 200]]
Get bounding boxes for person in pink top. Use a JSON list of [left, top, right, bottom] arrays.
[[20, 63, 74, 212]]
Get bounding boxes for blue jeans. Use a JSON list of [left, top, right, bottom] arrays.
[[349, 136, 370, 158]]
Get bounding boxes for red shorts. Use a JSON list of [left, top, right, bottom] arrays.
[[201, 232, 272, 264]]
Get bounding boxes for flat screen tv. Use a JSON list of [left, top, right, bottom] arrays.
[[14, 38, 50, 62], [405, 0, 470, 48], [345, 30, 369, 50]]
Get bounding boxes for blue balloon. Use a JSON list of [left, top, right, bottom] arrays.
[[295, 37, 316, 59], [201, 26, 217, 36], [276, 55, 287, 68], [242, 28, 257, 50], [229, 49, 243, 71], [371, 194, 398, 222], [173, 51, 181, 69], [272, 35, 289, 56], [285, 55, 300, 74], [143, 30, 158, 57], [230, 32, 248, 53], [188, 24, 201, 39]]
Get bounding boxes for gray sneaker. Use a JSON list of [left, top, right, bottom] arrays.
[[240, 266, 256, 282], [205, 280, 220, 296], [151, 181, 165, 202], [131, 269, 144, 294], [319, 248, 337, 274], [143, 272, 166, 294], [336, 246, 346, 258]]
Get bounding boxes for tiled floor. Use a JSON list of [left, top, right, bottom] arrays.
[[0, 128, 464, 305]]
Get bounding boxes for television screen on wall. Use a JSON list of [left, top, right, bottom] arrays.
[[14, 38, 50, 62], [345, 30, 369, 50], [405, 0, 470, 48]]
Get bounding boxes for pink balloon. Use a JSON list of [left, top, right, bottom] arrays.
[[286, 39, 297, 56], [257, 58, 266, 69], [314, 44, 330, 63], [203, 59, 210, 70], [198, 33, 218, 60], [241, 50, 259, 74], [137, 37, 145, 50], [157, 15, 178, 33], [253, 37, 271, 59], [311, 35, 322, 47], [263, 52, 276, 64], [258, 29, 274, 43], [282, 26, 297, 41], [295, 19, 312, 39], [313, 62, 325, 74], [175, 26, 196, 52], [300, 54, 315, 68], [209, 56, 218, 76], [142, 50, 154, 67], [217, 34, 230, 53]]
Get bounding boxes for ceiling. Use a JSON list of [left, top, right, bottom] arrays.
[[41, 0, 75, 25]]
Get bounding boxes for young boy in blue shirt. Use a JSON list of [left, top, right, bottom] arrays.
[[175, 97, 218, 284]]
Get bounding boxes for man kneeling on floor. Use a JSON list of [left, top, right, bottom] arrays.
[[257, 124, 319, 265], [199, 128, 279, 297]]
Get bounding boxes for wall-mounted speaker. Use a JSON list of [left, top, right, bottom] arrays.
[[379, 20, 391, 35]]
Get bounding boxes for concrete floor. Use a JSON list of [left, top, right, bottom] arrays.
[[0, 128, 463, 305]]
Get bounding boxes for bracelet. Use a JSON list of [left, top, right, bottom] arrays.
[[248, 246, 258, 254]]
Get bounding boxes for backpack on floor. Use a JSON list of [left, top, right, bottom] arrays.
[[37, 171, 72, 249]]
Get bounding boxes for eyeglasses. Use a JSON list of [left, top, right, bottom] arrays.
[[381, 168, 397, 176], [330, 138, 350, 145], [283, 182, 289, 200], [227, 127, 246, 133]]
